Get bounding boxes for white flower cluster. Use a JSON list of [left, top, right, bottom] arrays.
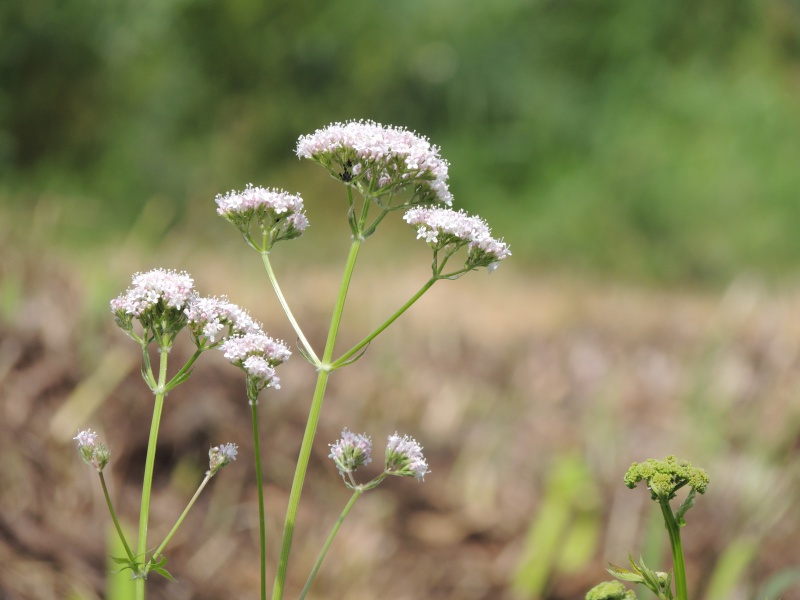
[[110, 269, 195, 318], [403, 206, 511, 270], [296, 120, 453, 206], [329, 428, 373, 475], [215, 184, 310, 251], [220, 332, 291, 390], [215, 184, 309, 233], [185, 296, 261, 345], [385, 433, 429, 481]]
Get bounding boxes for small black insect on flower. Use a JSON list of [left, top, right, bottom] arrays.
[[339, 159, 354, 182]]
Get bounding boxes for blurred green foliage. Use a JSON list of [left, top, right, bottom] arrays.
[[2, 0, 800, 282]]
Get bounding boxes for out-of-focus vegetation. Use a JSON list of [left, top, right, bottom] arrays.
[[3, 0, 800, 282]]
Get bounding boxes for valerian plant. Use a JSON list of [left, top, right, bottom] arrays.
[[587, 456, 710, 600], [74, 120, 509, 599]]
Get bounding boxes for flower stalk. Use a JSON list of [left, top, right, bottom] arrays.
[[272, 237, 362, 600], [135, 346, 169, 599]]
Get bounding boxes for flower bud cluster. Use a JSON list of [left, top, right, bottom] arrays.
[[585, 581, 637, 600], [208, 443, 238, 475], [296, 120, 453, 207], [221, 332, 291, 395], [624, 455, 709, 501], [74, 429, 110, 472], [385, 433, 430, 481], [403, 206, 511, 272], [329, 428, 373, 476], [110, 269, 195, 340], [216, 185, 309, 251]]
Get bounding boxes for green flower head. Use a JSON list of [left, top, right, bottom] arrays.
[[624, 455, 709, 501], [586, 580, 637, 600]]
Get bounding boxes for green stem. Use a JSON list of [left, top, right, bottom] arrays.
[[135, 348, 169, 600], [151, 472, 213, 562], [251, 397, 268, 600], [660, 499, 688, 600], [261, 253, 320, 366], [164, 349, 202, 391], [331, 276, 436, 369], [298, 489, 362, 600], [99, 472, 135, 562], [271, 238, 362, 600]]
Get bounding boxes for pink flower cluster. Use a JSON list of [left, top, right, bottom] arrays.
[[329, 428, 373, 475], [110, 269, 195, 317], [216, 185, 309, 230], [385, 433, 429, 481], [220, 332, 291, 389], [296, 120, 453, 206], [185, 296, 261, 345], [403, 206, 511, 270]]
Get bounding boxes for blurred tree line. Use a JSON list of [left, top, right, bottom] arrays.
[[2, 0, 800, 282]]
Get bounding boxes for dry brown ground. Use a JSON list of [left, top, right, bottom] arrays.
[[1, 237, 799, 600]]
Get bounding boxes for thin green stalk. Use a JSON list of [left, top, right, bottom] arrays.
[[135, 347, 169, 600], [99, 472, 135, 562], [298, 489, 362, 600], [261, 253, 320, 366], [331, 276, 436, 369], [151, 472, 213, 562], [660, 500, 688, 600], [272, 238, 362, 600], [251, 398, 268, 600], [164, 349, 202, 390]]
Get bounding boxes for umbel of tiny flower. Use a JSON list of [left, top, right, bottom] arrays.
[[216, 184, 309, 252], [185, 295, 262, 350], [220, 332, 291, 399], [586, 580, 638, 600], [296, 120, 453, 207], [74, 429, 110, 472], [329, 428, 372, 477], [404, 206, 511, 274], [384, 433, 429, 481], [110, 269, 195, 343], [208, 443, 238, 476], [624, 455, 710, 502]]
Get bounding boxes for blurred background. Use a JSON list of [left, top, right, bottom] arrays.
[[2, 0, 800, 598]]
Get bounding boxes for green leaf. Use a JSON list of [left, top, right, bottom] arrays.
[[108, 554, 138, 575], [146, 555, 178, 582], [607, 562, 644, 583]]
